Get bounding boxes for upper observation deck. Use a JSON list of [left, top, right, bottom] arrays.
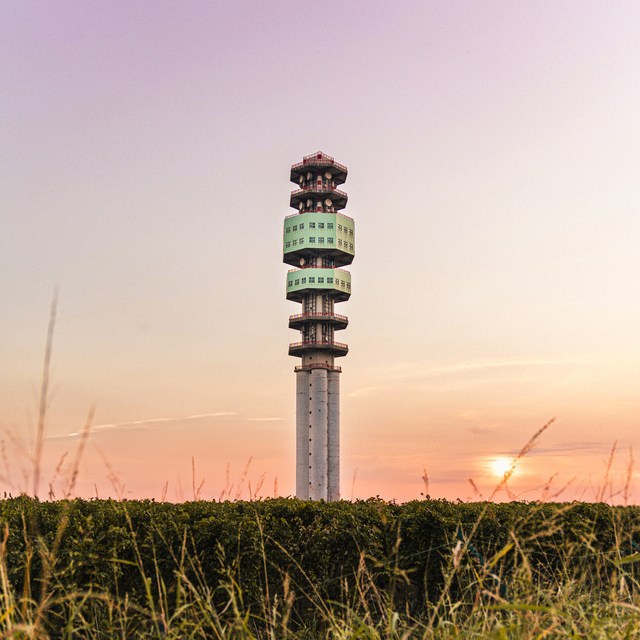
[[290, 151, 348, 187]]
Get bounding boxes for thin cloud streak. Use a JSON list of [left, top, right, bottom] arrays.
[[374, 359, 589, 381], [503, 442, 613, 456], [46, 412, 239, 440]]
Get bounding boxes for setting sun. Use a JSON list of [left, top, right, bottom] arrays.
[[490, 458, 514, 477]]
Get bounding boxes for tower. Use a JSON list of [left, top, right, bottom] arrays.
[[283, 152, 355, 501]]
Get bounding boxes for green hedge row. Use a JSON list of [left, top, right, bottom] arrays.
[[2, 496, 639, 615]]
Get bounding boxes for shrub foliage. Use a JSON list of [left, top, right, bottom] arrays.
[[2, 496, 640, 636]]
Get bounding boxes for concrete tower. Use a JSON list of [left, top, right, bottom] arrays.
[[283, 151, 355, 501]]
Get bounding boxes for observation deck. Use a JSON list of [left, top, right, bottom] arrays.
[[290, 151, 348, 186], [289, 185, 348, 211], [289, 312, 348, 331], [288, 340, 349, 358]]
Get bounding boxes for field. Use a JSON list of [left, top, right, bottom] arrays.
[[0, 495, 640, 638]]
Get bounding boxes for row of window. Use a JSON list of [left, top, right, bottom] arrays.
[[288, 277, 351, 289], [285, 238, 354, 250], [285, 223, 353, 234]]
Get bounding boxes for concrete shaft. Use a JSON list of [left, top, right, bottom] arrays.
[[296, 364, 340, 501], [309, 368, 328, 500], [327, 370, 340, 502], [295, 369, 310, 500]]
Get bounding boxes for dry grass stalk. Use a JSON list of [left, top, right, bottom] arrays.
[[350, 467, 359, 501], [33, 288, 58, 498], [488, 417, 556, 501], [65, 404, 95, 498], [422, 466, 429, 496], [191, 456, 205, 501]]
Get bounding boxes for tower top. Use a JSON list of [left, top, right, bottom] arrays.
[[290, 151, 348, 186]]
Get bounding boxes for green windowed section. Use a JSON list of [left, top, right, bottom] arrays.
[[286, 268, 351, 296], [283, 213, 355, 258]]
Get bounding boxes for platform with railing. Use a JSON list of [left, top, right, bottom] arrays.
[[288, 340, 349, 357], [289, 312, 348, 330], [291, 154, 348, 174]]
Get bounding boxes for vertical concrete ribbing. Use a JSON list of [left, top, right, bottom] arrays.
[[327, 370, 340, 502], [309, 367, 328, 501], [296, 369, 310, 500]]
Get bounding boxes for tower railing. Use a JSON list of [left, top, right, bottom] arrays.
[[287, 267, 351, 274], [290, 187, 348, 199], [289, 340, 348, 350], [291, 157, 348, 173], [284, 211, 354, 221], [289, 312, 348, 322]]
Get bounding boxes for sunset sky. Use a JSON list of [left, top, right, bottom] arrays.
[[3, 1, 640, 503]]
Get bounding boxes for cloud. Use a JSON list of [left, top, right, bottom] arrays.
[[466, 423, 503, 434], [46, 412, 239, 440], [453, 410, 502, 434], [503, 441, 612, 456], [375, 359, 589, 384]]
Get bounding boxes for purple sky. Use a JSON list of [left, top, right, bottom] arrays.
[[2, 1, 640, 502]]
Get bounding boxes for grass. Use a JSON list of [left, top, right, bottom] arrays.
[[1, 495, 640, 638]]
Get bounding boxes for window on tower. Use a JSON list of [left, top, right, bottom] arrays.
[[309, 237, 315, 243], [337, 224, 342, 231], [292, 239, 297, 246], [299, 223, 304, 230], [299, 238, 304, 244], [327, 223, 334, 229], [301, 278, 306, 284], [318, 237, 324, 243], [295, 279, 300, 285], [309, 222, 316, 229], [288, 280, 293, 287], [309, 277, 315, 283], [338, 239, 342, 246], [293, 225, 298, 232], [318, 277, 324, 283], [327, 277, 333, 284], [286, 227, 291, 234], [349, 243, 353, 250], [327, 238, 334, 244], [349, 228, 353, 235], [347, 282, 351, 289], [286, 242, 291, 248], [318, 223, 324, 229]]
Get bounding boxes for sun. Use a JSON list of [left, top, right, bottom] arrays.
[[490, 458, 513, 477]]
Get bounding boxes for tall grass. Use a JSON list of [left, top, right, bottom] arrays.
[[1, 495, 640, 638]]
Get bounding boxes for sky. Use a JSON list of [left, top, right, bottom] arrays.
[[2, 0, 640, 503]]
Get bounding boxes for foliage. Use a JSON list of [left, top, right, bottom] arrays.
[[1, 496, 640, 637]]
